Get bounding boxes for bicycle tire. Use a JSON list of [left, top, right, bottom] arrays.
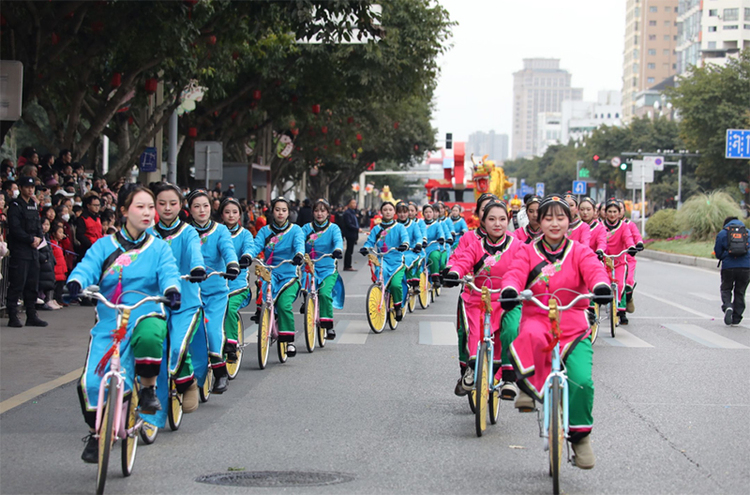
[[121, 389, 138, 477], [366, 285, 386, 333], [305, 295, 316, 353], [468, 390, 476, 413], [277, 341, 288, 363], [199, 367, 212, 403], [257, 305, 271, 369], [418, 272, 429, 309], [316, 298, 327, 348], [489, 376, 500, 425], [435, 286, 441, 297], [475, 343, 489, 438], [590, 304, 600, 345], [408, 289, 416, 313], [549, 376, 563, 495], [387, 293, 399, 330], [610, 283, 617, 338], [227, 314, 244, 379], [167, 379, 182, 431], [140, 421, 158, 444], [96, 379, 117, 495]]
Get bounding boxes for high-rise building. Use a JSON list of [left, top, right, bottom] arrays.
[[512, 58, 583, 159], [467, 130, 509, 162], [561, 91, 623, 144], [676, 0, 750, 75], [622, 0, 679, 122]]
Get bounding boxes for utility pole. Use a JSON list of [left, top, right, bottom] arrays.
[[620, 150, 699, 210]]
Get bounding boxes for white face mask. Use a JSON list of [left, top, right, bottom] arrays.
[[74, 201, 82, 207], [12, 190, 20, 198], [61, 213, 70, 222], [44, 202, 52, 207]]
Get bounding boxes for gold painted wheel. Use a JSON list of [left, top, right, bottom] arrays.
[[366, 285, 386, 333]]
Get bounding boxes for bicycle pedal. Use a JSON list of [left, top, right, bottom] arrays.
[[517, 406, 536, 413]]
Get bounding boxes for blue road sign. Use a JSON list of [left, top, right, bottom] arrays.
[[140, 147, 158, 173], [535, 182, 545, 197], [726, 129, 750, 159], [572, 180, 587, 195]]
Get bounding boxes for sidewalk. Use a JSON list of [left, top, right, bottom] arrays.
[[641, 248, 719, 270]]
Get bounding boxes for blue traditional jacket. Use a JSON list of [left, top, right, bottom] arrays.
[[423, 219, 445, 256], [363, 219, 408, 282], [226, 224, 255, 294], [192, 220, 237, 296], [249, 220, 305, 299], [302, 220, 345, 309], [148, 219, 204, 311]]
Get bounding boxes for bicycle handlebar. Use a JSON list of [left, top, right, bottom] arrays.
[[307, 253, 335, 262], [367, 247, 401, 256], [519, 290, 593, 311], [82, 287, 168, 311], [462, 276, 504, 295], [254, 258, 295, 270], [602, 249, 631, 259]]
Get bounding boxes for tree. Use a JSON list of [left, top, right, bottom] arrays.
[[666, 49, 750, 188]]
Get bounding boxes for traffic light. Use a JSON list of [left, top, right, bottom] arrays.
[[620, 162, 627, 171], [592, 154, 600, 162], [446, 133, 453, 150]]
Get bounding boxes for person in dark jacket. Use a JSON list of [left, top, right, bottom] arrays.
[[37, 217, 56, 310], [341, 199, 360, 271], [296, 198, 313, 226], [5, 176, 48, 327], [714, 217, 750, 326]]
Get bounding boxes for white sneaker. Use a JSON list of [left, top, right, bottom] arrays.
[[461, 367, 475, 392], [499, 381, 518, 400], [48, 301, 62, 310]]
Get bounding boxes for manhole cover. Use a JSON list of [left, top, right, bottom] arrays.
[[196, 471, 355, 488]]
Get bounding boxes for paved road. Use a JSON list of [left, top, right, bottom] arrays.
[[1, 256, 748, 494]]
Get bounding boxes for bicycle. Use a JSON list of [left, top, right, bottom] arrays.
[[365, 247, 404, 333], [517, 289, 594, 495], [81, 286, 169, 495], [300, 253, 335, 352], [414, 240, 442, 310], [462, 276, 505, 437], [254, 258, 299, 369], [598, 249, 629, 339]]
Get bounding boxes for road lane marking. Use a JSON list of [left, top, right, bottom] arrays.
[[689, 292, 721, 302], [0, 368, 83, 415], [639, 290, 715, 319], [662, 324, 749, 349], [334, 320, 370, 344], [418, 321, 457, 345], [600, 329, 654, 348]]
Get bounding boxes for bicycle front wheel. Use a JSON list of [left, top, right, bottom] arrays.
[[387, 294, 399, 330], [257, 305, 271, 369], [140, 421, 158, 444], [408, 287, 416, 313], [549, 376, 564, 495], [475, 343, 489, 438], [305, 295, 316, 353], [317, 304, 327, 348], [366, 285, 386, 333], [277, 341, 288, 363], [121, 388, 139, 477], [489, 377, 500, 425], [227, 314, 244, 379], [199, 367, 213, 403], [96, 379, 117, 495], [609, 283, 617, 338], [167, 379, 182, 431], [590, 305, 600, 345], [418, 272, 429, 309]]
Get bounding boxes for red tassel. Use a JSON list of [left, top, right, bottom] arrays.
[[94, 324, 128, 376], [541, 319, 561, 353], [109, 272, 123, 304]]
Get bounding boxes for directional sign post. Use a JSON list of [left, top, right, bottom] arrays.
[[139, 147, 158, 173], [572, 180, 587, 195], [643, 155, 664, 171], [726, 129, 750, 159], [535, 182, 545, 197]]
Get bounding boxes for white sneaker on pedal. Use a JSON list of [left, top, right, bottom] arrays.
[[461, 367, 474, 392], [514, 390, 535, 411], [499, 381, 518, 401]]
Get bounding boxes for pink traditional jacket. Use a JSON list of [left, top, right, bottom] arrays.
[[567, 219, 591, 248], [512, 224, 543, 245], [623, 219, 643, 286], [603, 219, 636, 297], [504, 238, 609, 397], [586, 219, 608, 254]]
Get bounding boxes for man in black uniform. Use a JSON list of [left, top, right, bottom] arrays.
[[6, 176, 48, 327]]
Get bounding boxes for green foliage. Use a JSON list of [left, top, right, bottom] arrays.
[[676, 191, 742, 240], [646, 208, 679, 239], [666, 50, 750, 188], [646, 238, 715, 258]]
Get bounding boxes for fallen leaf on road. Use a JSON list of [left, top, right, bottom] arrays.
[[228, 467, 246, 472], [509, 445, 526, 449]]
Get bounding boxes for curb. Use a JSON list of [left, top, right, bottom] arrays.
[[641, 249, 719, 270]]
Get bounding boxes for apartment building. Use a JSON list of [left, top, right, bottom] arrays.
[[467, 130, 509, 162], [622, 0, 680, 121], [511, 58, 583, 159]]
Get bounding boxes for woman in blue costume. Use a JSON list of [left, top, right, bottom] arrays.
[[301, 199, 345, 340], [397, 201, 424, 293], [408, 202, 427, 245], [422, 204, 446, 288], [187, 189, 239, 395], [360, 201, 409, 321], [68, 186, 181, 463], [142, 184, 206, 431], [449, 204, 469, 249], [247, 197, 305, 356], [220, 198, 254, 363]]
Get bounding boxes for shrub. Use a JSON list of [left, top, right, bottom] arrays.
[[676, 191, 742, 240], [646, 208, 679, 239]]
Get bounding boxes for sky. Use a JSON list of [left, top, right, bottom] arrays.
[[431, 0, 626, 145]]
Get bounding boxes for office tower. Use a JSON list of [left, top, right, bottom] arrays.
[[467, 130, 509, 162]]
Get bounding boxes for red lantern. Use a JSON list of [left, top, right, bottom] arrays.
[[207, 35, 216, 45], [414, 144, 419, 151], [92, 85, 100, 94], [321, 126, 328, 134], [110, 72, 121, 88], [188, 127, 198, 138], [323, 145, 328, 150], [91, 21, 104, 33], [289, 120, 296, 128], [312, 104, 320, 115], [231, 111, 238, 120], [367, 162, 375, 171], [232, 51, 239, 60], [144, 78, 158, 93], [347, 117, 354, 124], [253, 90, 261, 100], [393, 122, 400, 130], [291, 128, 299, 136], [356, 133, 362, 141], [334, 139, 341, 146], [51, 33, 60, 45], [352, 153, 357, 159], [291, 95, 298, 103]]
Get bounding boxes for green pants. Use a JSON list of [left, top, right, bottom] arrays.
[[497, 306, 521, 380], [387, 267, 405, 307], [427, 250, 442, 278], [456, 298, 469, 371], [406, 258, 421, 284], [318, 274, 338, 324], [566, 338, 594, 443], [131, 316, 168, 378], [276, 280, 300, 343], [224, 288, 250, 351], [440, 250, 449, 270]]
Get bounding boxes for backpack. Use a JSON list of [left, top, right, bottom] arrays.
[[726, 224, 748, 256]]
